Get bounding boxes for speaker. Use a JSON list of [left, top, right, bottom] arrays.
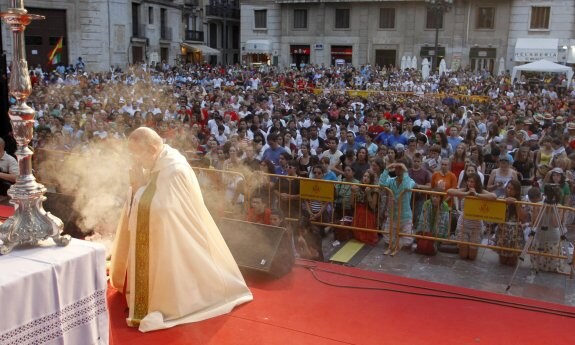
[[43, 192, 86, 239], [218, 218, 294, 278]]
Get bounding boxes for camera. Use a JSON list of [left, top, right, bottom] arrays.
[[543, 184, 562, 204]]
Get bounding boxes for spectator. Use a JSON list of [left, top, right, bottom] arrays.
[[303, 165, 330, 223], [350, 170, 379, 245], [262, 132, 286, 167], [486, 155, 519, 198], [493, 180, 528, 266], [247, 194, 272, 225], [0, 138, 18, 196], [447, 173, 496, 260], [414, 190, 450, 255], [275, 159, 301, 219], [431, 158, 458, 192], [379, 162, 416, 250], [526, 187, 563, 272], [351, 147, 370, 181], [542, 168, 571, 206]]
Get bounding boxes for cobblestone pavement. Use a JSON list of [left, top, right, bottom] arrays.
[[322, 230, 575, 307]]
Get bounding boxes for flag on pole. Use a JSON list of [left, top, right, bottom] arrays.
[[47, 37, 63, 66]]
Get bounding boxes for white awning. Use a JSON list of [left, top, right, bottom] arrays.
[[244, 40, 271, 54], [514, 38, 558, 62], [180, 43, 220, 55]]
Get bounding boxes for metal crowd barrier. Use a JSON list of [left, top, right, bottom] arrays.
[[398, 188, 575, 276], [191, 169, 395, 245], [32, 149, 573, 276]]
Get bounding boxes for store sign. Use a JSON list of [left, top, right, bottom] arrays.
[[290, 47, 310, 55], [331, 46, 353, 56], [514, 50, 558, 62]]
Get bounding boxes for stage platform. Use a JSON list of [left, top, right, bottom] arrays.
[[108, 259, 575, 345]]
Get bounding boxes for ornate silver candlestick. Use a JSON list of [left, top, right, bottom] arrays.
[[0, 0, 70, 254]]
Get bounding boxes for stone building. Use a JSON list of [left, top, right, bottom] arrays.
[[0, 0, 184, 71], [181, 0, 241, 65], [240, 0, 575, 72], [1, 0, 573, 72], [507, 0, 575, 66]]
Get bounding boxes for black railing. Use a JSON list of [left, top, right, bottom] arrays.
[[205, 5, 240, 19], [161, 26, 172, 40], [185, 30, 204, 42]]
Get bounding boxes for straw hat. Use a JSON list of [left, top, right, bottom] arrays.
[[555, 116, 565, 125], [567, 122, 575, 130], [543, 113, 553, 121]]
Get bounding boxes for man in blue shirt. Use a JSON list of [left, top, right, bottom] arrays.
[[447, 126, 463, 150], [374, 122, 392, 146], [340, 131, 362, 153], [388, 124, 407, 148], [262, 132, 286, 167]]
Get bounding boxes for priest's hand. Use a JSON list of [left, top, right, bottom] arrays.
[[129, 165, 147, 192]]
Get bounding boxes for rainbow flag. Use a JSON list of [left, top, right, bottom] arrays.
[[48, 37, 63, 66]]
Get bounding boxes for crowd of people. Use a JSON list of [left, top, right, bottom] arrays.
[[17, 61, 575, 271]]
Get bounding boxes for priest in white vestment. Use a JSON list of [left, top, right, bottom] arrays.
[[110, 127, 253, 332]]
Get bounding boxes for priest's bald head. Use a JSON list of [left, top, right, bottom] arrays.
[[128, 127, 164, 169]]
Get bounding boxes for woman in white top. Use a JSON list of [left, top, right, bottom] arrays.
[[487, 155, 518, 198]]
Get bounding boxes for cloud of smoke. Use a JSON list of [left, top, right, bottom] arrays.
[[37, 141, 130, 249]]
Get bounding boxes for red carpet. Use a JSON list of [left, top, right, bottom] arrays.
[[0, 204, 14, 220], [108, 259, 575, 345]]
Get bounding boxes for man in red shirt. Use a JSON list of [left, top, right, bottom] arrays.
[[246, 195, 272, 225]]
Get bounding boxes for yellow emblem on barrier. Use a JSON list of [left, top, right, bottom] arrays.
[[463, 198, 507, 223], [300, 179, 335, 203]]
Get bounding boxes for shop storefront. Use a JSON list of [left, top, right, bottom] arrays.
[[180, 43, 220, 64], [331, 46, 352, 66], [469, 48, 496, 73], [290, 45, 310, 68], [514, 38, 558, 63], [243, 39, 271, 66]]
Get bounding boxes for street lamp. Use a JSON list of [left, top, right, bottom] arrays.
[[425, 0, 453, 73]]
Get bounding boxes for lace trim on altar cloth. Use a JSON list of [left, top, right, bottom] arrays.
[[0, 289, 107, 345]]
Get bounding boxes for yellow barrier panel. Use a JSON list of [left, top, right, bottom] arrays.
[[300, 179, 335, 203], [463, 198, 507, 223]]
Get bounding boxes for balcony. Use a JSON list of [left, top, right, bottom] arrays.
[[185, 30, 204, 42], [205, 5, 240, 20], [161, 26, 173, 41]]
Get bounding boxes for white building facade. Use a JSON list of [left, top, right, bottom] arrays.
[[507, 0, 575, 65], [241, 0, 575, 72]]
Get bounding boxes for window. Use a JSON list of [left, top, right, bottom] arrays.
[[254, 9, 267, 29], [335, 9, 350, 29], [294, 9, 307, 29], [148, 6, 154, 25], [476, 7, 495, 29], [426, 8, 443, 29], [379, 8, 395, 29], [530, 6, 550, 30]]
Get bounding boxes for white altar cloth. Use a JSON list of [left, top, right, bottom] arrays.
[[0, 239, 109, 345]]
